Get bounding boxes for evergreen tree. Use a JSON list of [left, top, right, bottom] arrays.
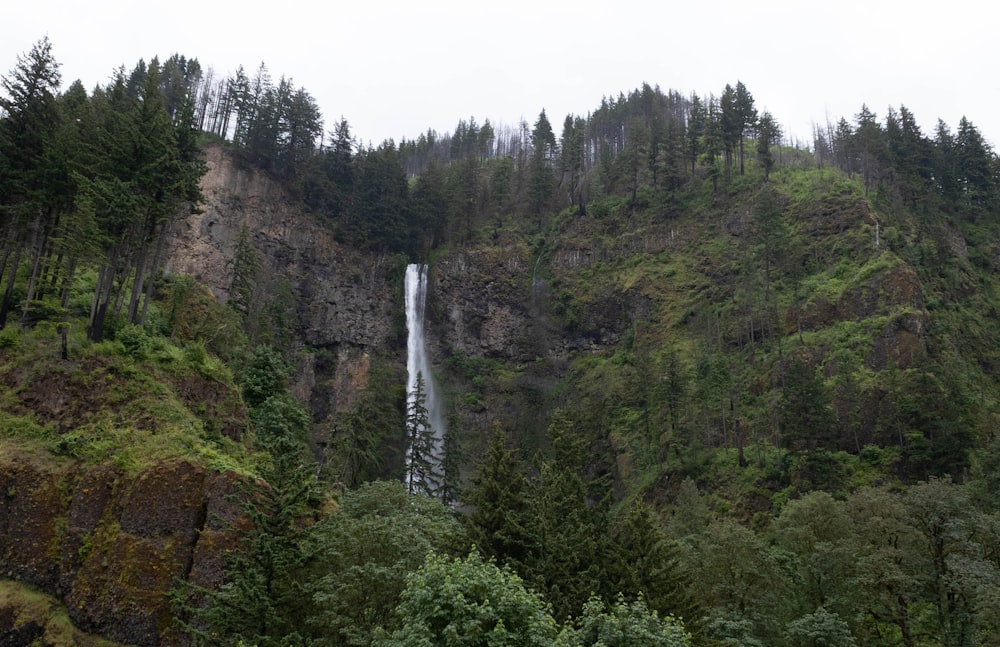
[[0, 36, 62, 205], [753, 184, 786, 307], [779, 356, 837, 453], [329, 366, 404, 488], [528, 109, 557, 219], [934, 119, 961, 203], [409, 158, 448, 252], [702, 96, 724, 191], [734, 81, 757, 176], [833, 118, 855, 177], [559, 114, 586, 215], [719, 85, 739, 181], [854, 104, 887, 195], [955, 116, 995, 215], [686, 94, 706, 178], [241, 344, 290, 409], [226, 225, 260, 325], [0, 37, 63, 327], [406, 372, 439, 497], [350, 141, 410, 253], [477, 118, 495, 160], [176, 350, 320, 646], [660, 115, 688, 192], [461, 423, 532, 564], [521, 410, 612, 621], [622, 117, 649, 207], [756, 111, 781, 182], [277, 86, 322, 179], [608, 500, 702, 633], [445, 154, 480, 243], [886, 105, 934, 209], [302, 117, 355, 219]]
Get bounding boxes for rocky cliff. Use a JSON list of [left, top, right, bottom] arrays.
[[162, 144, 552, 438], [0, 449, 240, 645]]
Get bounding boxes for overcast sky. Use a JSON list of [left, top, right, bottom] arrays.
[[5, 1, 998, 149]]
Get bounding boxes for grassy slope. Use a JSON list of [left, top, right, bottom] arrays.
[[0, 322, 253, 475]]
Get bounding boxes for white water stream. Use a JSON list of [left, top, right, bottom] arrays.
[[404, 264, 445, 485]]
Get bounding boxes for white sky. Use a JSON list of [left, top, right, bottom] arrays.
[[5, 0, 999, 149]]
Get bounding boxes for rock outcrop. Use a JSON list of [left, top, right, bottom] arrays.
[[0, 449, 240, 646]]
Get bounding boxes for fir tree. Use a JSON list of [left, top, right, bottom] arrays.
[[461, 423, 531, 563], [406, 372, 439, 497], [226, 225, 260, 323]]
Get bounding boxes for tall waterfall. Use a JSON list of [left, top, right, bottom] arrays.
[[404, 264, 444, 489]]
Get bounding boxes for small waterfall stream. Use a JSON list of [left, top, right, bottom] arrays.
[[404, 264, 445, 490]]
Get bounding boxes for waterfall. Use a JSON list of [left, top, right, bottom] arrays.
[[404, 264, 444, 490]]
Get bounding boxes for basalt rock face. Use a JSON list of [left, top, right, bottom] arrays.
[[163, 143, 400, 429], [164, 144, 399, 351], [162, 146, 568, 432], [0, 450, 240, 646], [431, 243, 543, 362]]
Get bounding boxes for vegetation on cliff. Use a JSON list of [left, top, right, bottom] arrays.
[[3, 37, 1000, 646]]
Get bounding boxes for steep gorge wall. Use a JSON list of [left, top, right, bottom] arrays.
[[163, 145, 563, 429], [0, 450, 240, 645], [163, 144, 400, 425]]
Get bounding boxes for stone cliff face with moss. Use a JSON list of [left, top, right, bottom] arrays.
[[0, 450, 240, 645]]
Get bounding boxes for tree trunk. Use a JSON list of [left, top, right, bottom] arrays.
[[0, 244, 23, 328], [20, 211, 47, 325], [127, 222, 151, 324], [140, 219, 172, 326], [89, 246, 119, 342]]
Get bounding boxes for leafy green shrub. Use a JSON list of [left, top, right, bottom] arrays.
[[116, 323, 151, 360], [183, 340, 207, 366], [375, 550, 557, 647], [0, 325, 20, 350], [563, 594, 693, 647]]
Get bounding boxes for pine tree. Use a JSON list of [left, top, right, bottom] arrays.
[[734, 81, 757, 176], [609, 500, 703, 635], [406, 372, 439, 497], [0, 37, 62, 327], [528, 109, 557, 219], [955, 116, 994, 215], [521, 410, 612, 621], [559, 114, 586, 215], [226, 225, 260, 323], [719, 84, 739, 180], [779, 356, 837, 453], [461, 423, 531, 563], [854, 104, 887, 195], [754, 184, 786, 307], [756, 111, 781, 182], [686, 94, 706, 178]]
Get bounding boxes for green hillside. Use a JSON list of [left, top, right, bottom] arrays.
[[2, 37, 1000, 646]]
